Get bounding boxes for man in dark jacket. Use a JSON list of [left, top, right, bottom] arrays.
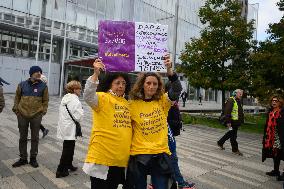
[[217, 89, 244, 156], [181, 91, 188, 107], [0, 85, 4, 113], [12, 66, 49, 168], [0, 77, 9, 113]]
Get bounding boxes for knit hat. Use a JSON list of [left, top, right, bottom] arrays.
[[29, 66, 42, 76]]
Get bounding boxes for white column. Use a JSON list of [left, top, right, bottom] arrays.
[[47, 0, 55, 88], [35, 0, 43, 65], [59, 0, 68, 97]]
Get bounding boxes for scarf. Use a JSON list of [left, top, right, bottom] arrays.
[[264, 109, 280, 149]]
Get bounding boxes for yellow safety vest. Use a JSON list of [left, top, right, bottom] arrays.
[[230, 97, 238, 120]]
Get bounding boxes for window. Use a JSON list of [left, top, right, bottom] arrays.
[[0, 30, 59, 62]]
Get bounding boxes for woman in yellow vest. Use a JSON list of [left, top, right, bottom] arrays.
[[126, 54, 182, 189], [83, 59, 132, 189]]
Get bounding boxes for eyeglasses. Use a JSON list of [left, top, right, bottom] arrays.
[[272, 99, 279, 102], [113, 81, 126, 86]]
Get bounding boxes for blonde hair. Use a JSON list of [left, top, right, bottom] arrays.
[[270, 95, 284, 108], [65, 80, 81, 94]]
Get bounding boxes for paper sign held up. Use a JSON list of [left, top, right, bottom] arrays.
[[98, 20, 168, 72]]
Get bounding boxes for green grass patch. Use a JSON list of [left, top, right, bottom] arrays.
[[182, 113, 266, 134]]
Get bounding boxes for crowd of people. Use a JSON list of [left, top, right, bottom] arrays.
[[0, 53, 283, 189]]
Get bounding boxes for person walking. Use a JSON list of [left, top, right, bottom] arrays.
[[262, 95, 284, 181], [12, 66, 49, 168], [83, 59, 132, 189], [39, 74, 49, 138], [56, 80, 84, 178], [217, 89, 244, 156], [0, 84, 5, 113], [125, 54, 182, 189], [198, 94, 202, 105], [181, 91, 188, 107], [0, 77, 9, 113]]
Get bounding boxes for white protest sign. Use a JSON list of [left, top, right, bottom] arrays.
[[135, 22, 168, 72]]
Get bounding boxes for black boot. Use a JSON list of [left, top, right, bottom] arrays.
[[29, 158, 39, 168], [266, 170, 280, 176], [68, 165, 78, 172], [12, 159, 28, 168], [56, 165, 69, 178], [277, 173, 284, 181]]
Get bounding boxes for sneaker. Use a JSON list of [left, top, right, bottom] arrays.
[[266, 170, 280, 177], [12, 159, 28, 167], [29, 159, 39, 168], [68, 165, 78, 172], [232, 150, 243, 156], [217, 142, 225, 150], [42, 129, 49, 138]]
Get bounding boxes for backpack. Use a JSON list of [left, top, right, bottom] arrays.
[[168, 104, 182, 136]]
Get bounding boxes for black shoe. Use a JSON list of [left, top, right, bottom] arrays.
[[42, 129, 49, 138], [266, 170, 280, 176], [68, 165, 78, 172], [217, 142, 225, 150], [29, 159, 39, 168], [56, 170, 69, 178], [12, 159, 28, 167], [232, 150, 243, 156], [277, 173, 284, 181]]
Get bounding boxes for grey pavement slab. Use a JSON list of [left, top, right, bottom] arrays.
[[0, 94, 283, 189]]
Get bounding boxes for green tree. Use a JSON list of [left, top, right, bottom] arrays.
[[249, 0, 284, 104], [179, 0, 255, 111]]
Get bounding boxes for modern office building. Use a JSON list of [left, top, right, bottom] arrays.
[[0, 0, 204, 95], [0, 0, 256, 103]]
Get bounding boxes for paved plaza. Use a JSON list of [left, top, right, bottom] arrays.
[[0, 94, 283, 189]]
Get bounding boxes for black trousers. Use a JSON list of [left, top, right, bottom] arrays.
[[17, 114, 42, 160], [273, 150, 282, 172], [57, 140, 75, 171], [90, 166, 125, 189], [40, 124, 45, 132], [218, 123, 240, 152]]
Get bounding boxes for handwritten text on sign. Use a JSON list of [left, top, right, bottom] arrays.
[[98, 20, 168, 72], [135, 23, 168, 72]]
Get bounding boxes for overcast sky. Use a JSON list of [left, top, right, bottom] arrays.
[[249, 0, 283, 41]]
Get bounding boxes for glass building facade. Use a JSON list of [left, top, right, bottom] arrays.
[[0, 0, 254, 100]]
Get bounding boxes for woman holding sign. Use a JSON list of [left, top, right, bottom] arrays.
[[82, 59, 132, 189], [126, 54, 182, 189]]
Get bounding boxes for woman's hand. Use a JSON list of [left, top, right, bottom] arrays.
[[163, 54, 173, 76], [93, 58, 105, 76]]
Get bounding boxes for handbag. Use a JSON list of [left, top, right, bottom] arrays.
[[65, 104, 82, 138]]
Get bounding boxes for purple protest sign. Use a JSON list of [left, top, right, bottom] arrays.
[[98, 20, 135, 72]]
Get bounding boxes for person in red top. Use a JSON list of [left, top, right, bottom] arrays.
[[262, 95, 284, 181]]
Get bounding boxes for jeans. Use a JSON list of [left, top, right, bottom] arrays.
[[135, 161, 169, 189], [17, 114, 42, 160], [168, 132, 186, 186], [126, 154, 170, 189]]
